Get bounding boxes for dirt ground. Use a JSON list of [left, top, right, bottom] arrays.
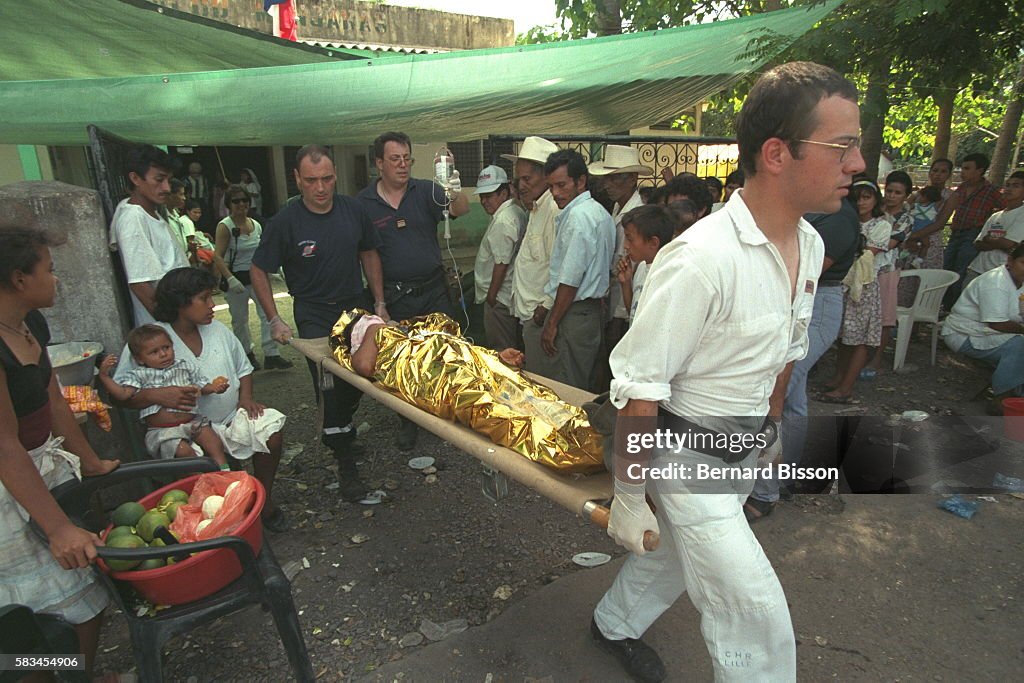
[[91, 290, 1024, 681]]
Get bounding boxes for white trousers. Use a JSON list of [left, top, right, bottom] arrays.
[[224, 281, 279, 358], [594, 448, 796, 682]]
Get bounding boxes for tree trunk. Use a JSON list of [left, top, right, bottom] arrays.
[[989, 58, 1024, 185], [860, 60, 892, 181], [932, 88, 956, 161], [595, 0, 622, 36]]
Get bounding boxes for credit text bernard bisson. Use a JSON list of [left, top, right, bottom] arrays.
[[624, 429, 839, 481]]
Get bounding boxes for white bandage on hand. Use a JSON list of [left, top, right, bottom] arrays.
[[607, 478, 659, 556], [269, 316, 293, 344]]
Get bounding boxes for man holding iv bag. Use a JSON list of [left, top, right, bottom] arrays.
[[357, 131, 470, 450]]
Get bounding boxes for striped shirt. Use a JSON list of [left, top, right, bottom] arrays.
[[121, 358, 208, 419]]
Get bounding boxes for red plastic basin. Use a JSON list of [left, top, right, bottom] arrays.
[[97, 473, 264, 605], [1003, 398, 1024, 441]]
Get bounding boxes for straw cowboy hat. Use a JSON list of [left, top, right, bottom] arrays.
[[500, 136, 560, 165], [588, 145, 653, 176]]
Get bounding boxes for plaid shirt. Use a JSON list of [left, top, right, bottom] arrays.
[[951, 180, 1003, 232]]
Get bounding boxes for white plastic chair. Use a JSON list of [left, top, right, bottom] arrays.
[[893, 269, 960, 370]]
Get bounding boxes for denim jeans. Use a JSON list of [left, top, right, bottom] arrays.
[[958, 336, 1024, 396], [943, 229, 981, 309], [224, 282, 279, 358], [751, 285, 844, 503]]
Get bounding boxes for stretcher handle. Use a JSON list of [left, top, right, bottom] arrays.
[[586, 503, 660, 552]]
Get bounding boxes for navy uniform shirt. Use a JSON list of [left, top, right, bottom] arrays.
[[357, 178, 449, 283], [806, 200, 861, 285], [252, 195, 381, 305]]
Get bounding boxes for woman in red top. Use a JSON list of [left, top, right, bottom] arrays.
[[0, 225, 119, 679]]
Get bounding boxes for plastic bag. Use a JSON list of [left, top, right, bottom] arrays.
[[195, 247, 215, 265], [938, 494, 979, 520], [170, 471, 258, 542]]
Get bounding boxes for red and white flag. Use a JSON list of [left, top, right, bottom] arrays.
[[264, 0, 297, 41]]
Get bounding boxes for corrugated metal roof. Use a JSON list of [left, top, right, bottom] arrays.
[[302, 39, 447, 56]]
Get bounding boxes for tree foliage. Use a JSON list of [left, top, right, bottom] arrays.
[[536, 0, 1024, 175]]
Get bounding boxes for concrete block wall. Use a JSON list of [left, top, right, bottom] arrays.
[[0, 181, 129, 354]]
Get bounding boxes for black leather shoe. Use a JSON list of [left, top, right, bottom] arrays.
[[263, 355, 294, 370], [397, 416, 418, 451], [590, 618, 666, 683]]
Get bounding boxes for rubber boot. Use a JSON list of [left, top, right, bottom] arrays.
[[323, 429, 368, 502], [334, 452, 368, 503], [397, 415, 418, 451]]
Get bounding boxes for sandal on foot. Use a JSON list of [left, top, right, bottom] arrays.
[[815, 392, 854, 404], [743, 497, 775, 523]]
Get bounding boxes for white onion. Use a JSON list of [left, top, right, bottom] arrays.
[[202, 495, 225, 520]]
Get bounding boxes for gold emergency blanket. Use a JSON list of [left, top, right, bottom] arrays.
[[330, 311, 603, 473]]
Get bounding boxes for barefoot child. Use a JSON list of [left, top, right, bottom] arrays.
[[99, 324, 231, 466]]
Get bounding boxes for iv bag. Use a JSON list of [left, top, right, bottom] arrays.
[[434, 148, 454, 188]]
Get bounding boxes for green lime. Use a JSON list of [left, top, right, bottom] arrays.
[[105, 534, 146, 571], [159, 489, 190, 506], [136, 558, 166, 571], [149, 537, 166, 547], [162, 500, 185, 522], [135, 510, 171, 543], [105, 525, 136, 542], [111, 501, 146, 528]]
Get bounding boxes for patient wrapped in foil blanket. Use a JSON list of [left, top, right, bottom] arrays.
[[330, 310, 604, 473]]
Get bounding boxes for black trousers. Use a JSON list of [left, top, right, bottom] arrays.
[[292, 296, 368, 445], [385, 276, 458, 322]]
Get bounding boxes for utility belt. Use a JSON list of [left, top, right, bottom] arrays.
[[657, 407, 777, 464], [384, 269, 446, 304]]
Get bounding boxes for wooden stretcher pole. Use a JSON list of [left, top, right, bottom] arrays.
[[213, 146, 228, 184], [584, 501, 660, 552]]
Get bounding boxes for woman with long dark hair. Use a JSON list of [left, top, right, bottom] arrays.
[[0, 225, 120, 679]]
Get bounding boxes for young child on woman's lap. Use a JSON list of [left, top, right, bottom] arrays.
[[99, 324, 230, 466]]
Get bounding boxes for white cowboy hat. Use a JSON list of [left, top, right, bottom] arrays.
[[588, 145, 653, 176], [501, 136, 560, 165], [474, 165, 509, 194]]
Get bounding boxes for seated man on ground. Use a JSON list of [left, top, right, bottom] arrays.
[[942, 244, 1024, 415], [331, 310, 603, 473], [99, 324, 230, 467]]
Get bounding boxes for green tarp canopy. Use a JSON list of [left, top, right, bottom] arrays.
[[0, 0, 838, 146], [0, 0, 358, 82]]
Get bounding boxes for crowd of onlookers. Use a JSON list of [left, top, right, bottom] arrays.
[[4, 124, 1024, 679]]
